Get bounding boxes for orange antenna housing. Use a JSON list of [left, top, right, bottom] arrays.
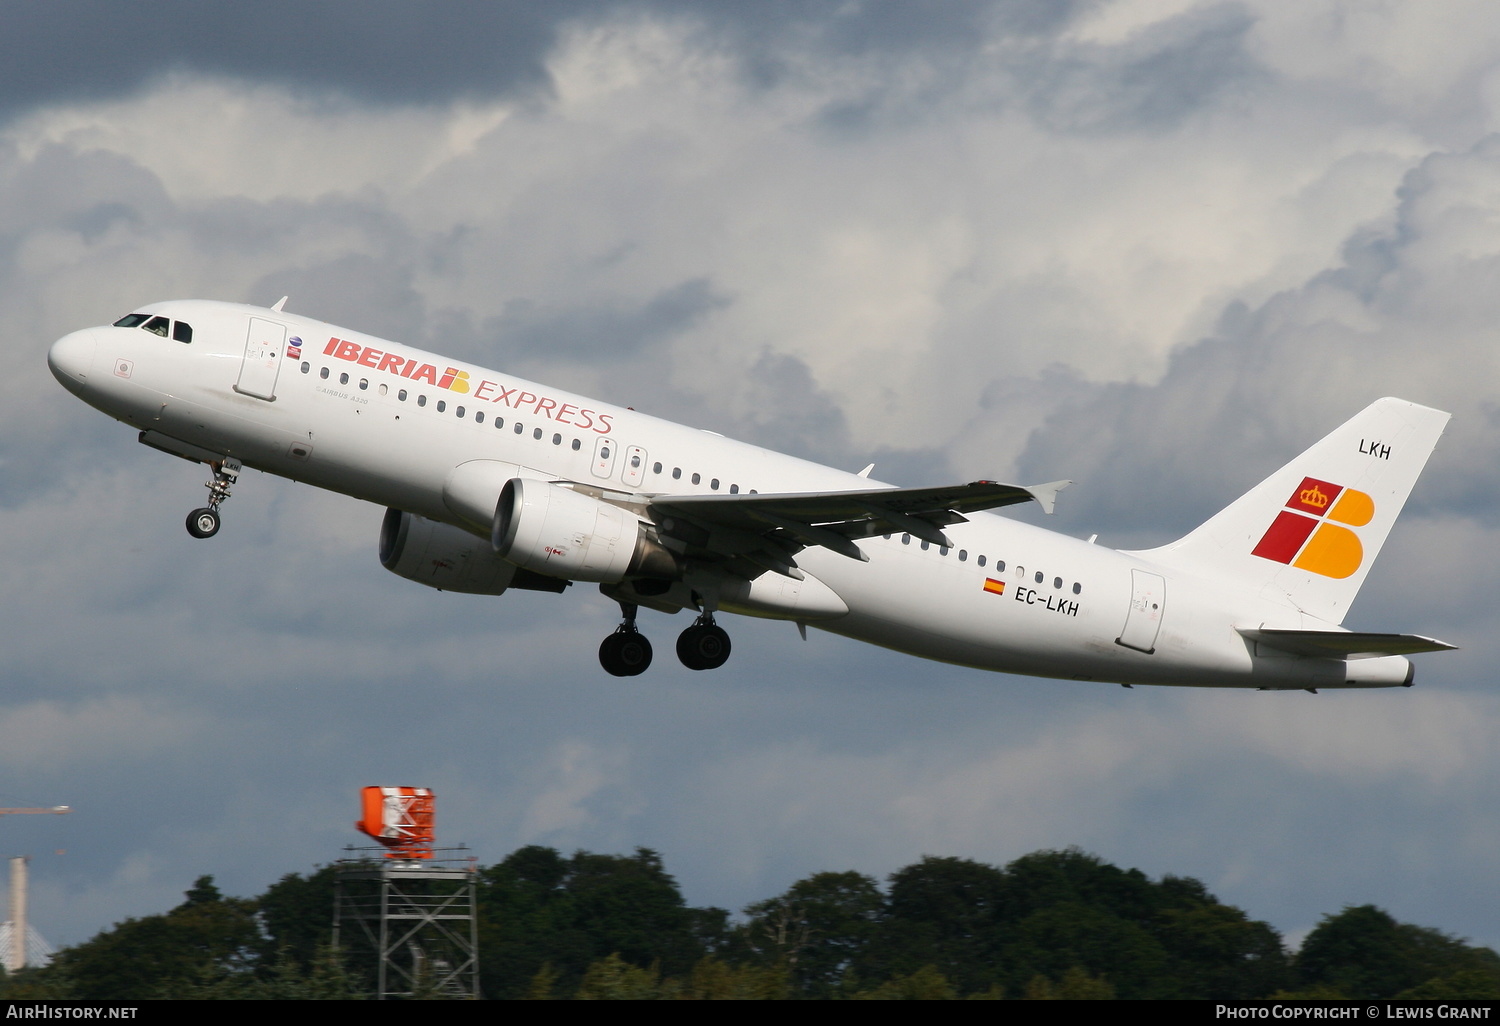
[[355, 787, 435, 859]]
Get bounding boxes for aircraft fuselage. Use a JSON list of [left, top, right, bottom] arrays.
[[49, 299, 1442, 689]]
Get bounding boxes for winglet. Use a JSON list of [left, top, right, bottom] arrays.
[[1025, 480, 1072, 516], [271, 296, 289, 312]]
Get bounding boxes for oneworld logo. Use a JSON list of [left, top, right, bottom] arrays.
[[1251, 476, 1374, 579]]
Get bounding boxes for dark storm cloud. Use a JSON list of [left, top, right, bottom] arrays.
[[3, 1, 1095, 122], [0, 0, 581, 118]]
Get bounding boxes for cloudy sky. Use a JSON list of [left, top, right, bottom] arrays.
[[3, 0, 1499, 955]]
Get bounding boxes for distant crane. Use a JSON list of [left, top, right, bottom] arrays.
[[2, 805, 70, 974]]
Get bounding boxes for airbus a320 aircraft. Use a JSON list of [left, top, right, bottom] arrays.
[[49, 299, 1455, 688]]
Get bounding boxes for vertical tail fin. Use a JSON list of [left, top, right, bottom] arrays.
[[1137, 398, 1449, 624]]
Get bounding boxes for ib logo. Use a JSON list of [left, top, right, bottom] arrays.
[[1251, 477, 1374, 579]]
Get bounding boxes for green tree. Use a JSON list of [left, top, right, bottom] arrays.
[[1297, 905, 1500, 999], [999, 900, 1167, 999], [852, 964, 958, 1000], [258, 865, 338, 967], [857, 856, 1007, 993], [43, 876, 262, 999], [476, 845, 714, 998], [741, 870, 883, 996]]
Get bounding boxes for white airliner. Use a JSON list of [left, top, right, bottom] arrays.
[[48, 299, 1455, 687]]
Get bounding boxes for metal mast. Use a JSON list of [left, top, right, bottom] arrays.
[[333, 788, 478, 999]]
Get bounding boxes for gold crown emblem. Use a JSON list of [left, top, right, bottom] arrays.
[[1299, 485, 1329, 509]]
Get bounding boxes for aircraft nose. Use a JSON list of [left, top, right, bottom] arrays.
[[48, 328, 97, 387]]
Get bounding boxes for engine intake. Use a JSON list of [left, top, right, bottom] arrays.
[[380, 508, 566, 594]]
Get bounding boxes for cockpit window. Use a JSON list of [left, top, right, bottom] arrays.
[[117, 313, 193, 342]]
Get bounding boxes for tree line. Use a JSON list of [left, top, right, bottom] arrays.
[[2, 846, 1496, 999]]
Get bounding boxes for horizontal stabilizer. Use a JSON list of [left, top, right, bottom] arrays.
[[1238, 628, 1457, 660]]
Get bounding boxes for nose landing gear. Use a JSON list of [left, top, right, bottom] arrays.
[[676, 613, 731, 671], [185, 458, 241, 539]]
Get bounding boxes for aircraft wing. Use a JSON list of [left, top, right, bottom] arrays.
[[649, 479, 1070, 569], [1237, 629, 1458, 660]]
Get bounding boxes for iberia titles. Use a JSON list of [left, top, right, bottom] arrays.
[[323, 337, 614, 434]]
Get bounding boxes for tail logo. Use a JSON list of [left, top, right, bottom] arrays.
[[1251, 477, 1374, 579]]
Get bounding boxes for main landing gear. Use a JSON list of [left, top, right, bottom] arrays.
[[597, 603, 733, 675], [676, 613, 731, 671], [185, 457, 241, 539], [599, 607, 654, 678]]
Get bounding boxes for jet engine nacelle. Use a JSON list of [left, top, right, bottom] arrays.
[[492, 478, 679, 583], [379, 508, 522, 595]]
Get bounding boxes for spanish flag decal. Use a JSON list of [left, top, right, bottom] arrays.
[[983, 578, 1006, 595], [1251, 477, 1373, 579]]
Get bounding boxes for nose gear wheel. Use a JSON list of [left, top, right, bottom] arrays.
[[185, 457, 241, 539]]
